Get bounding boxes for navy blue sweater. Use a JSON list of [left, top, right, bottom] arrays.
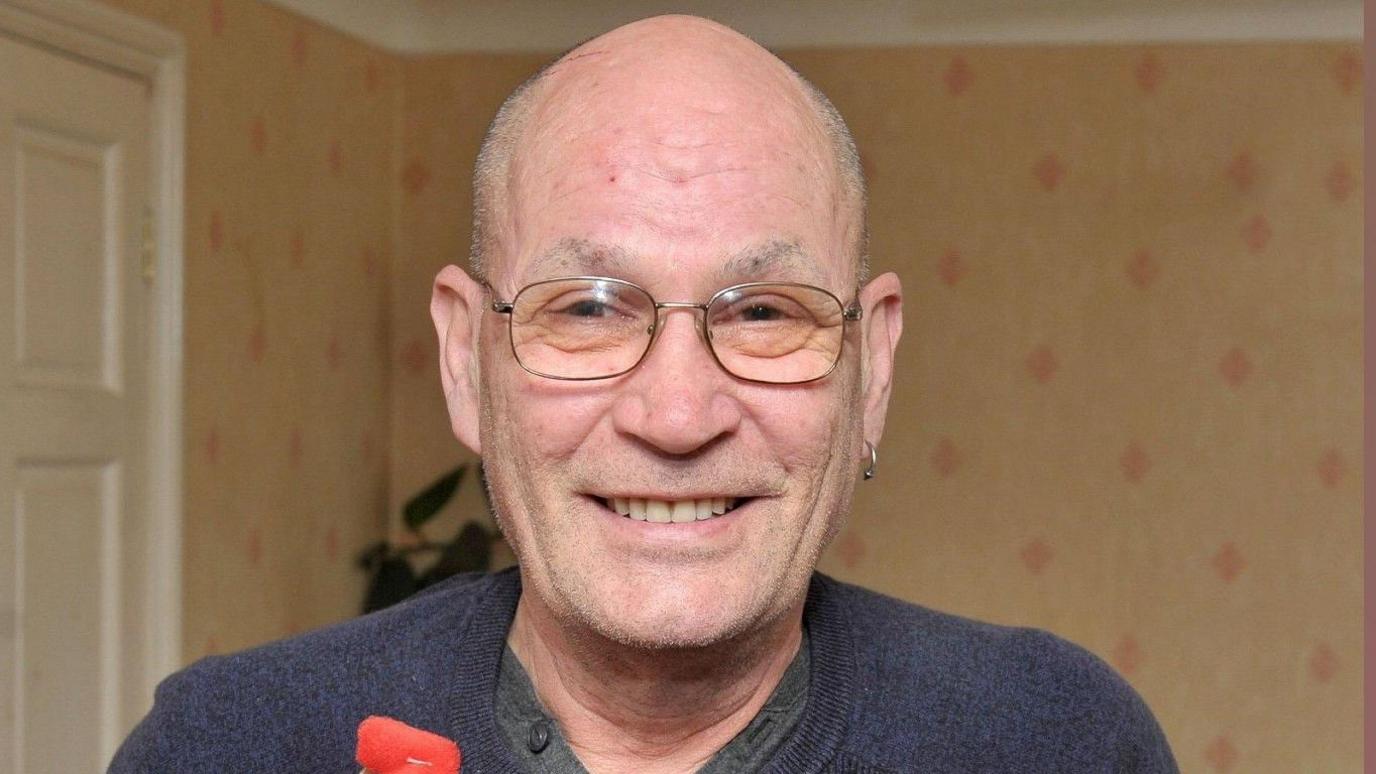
[[109, 569, 1177, 772]]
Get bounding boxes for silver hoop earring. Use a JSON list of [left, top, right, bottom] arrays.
[[863, 441, 877, 480]]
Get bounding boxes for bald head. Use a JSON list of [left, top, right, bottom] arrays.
[[471, 15, 867, 283]]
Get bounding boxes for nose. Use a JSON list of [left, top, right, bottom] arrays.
[[609, 307, 743, 456]]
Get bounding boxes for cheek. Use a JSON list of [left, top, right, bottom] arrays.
[[747, 385, 849, 471], [516, 389, 607, 461], [486, 368, 611, 466]]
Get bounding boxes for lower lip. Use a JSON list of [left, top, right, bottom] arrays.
[[587, 496, 747, 542]]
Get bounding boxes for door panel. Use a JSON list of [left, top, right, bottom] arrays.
[[0, 30, 152, 773], [15, 462, 120, 772], [15, 125, 122, 391]]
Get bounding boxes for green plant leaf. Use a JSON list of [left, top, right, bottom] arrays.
[[403, 464, 466, 531]]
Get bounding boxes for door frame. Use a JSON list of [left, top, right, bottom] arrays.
[[0, 0, 184, 697]]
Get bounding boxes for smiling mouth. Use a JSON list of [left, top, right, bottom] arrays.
[[594, 496, 748, 523]]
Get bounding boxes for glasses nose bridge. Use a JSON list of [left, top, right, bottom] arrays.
[[647, 299, 711, 348]]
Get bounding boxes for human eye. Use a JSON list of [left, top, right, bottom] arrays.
[[556, 297, 615, 318], [543, 288, 636, 322], [743, 301, 793, 321], [716, 293, 810, 325]]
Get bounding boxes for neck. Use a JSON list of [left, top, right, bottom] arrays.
[[507, 594, 803, 774]]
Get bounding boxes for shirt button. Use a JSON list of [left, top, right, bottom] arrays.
[[527, 720, 550, 753]]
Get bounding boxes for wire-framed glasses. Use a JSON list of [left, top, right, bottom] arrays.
[[488, 276, 862, 384]]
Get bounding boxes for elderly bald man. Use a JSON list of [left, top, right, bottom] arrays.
[[112, 16, 1176, 774]]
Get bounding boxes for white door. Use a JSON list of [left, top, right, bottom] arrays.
[[0, 30, 156, 772]]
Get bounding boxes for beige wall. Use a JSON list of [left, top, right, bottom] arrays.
[[791, 45, 1363, 773], [388, 52, 540, 568], [96, 0, 400, 655], [391, 44, 1363, 772], [93, 2, 1364, 771]]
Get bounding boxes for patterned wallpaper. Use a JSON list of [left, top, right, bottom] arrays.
[[790, 45, 1363, 773], [96, 0, 399, 656], [392, 43, 1363, 773], [94, 2, 1363, 771], [389, 53, 539, 573]]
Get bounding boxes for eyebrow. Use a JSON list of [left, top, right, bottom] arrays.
[[524, 237, 827, 286], [526, 237, 634, 277], [714, 240, 826, 285]]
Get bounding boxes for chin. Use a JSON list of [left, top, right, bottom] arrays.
[[560, 564, 770, 650]]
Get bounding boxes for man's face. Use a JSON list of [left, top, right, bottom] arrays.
[[466, 36, 875, 649]]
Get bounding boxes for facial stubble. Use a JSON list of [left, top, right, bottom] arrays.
[[478, 342, 864, 652]]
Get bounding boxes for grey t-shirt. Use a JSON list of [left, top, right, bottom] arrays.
[[494, 632, 810, 773]]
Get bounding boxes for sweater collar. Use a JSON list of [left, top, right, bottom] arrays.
[[448, 568, 854, 773]]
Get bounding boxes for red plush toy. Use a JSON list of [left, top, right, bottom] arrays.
[[355, 716, 461, 774]]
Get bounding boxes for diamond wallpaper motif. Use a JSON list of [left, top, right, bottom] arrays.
[[93, 2, 1364, 770]]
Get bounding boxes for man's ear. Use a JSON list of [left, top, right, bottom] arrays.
[[857, 271, 903, 446], [430, 264, 485, 455]]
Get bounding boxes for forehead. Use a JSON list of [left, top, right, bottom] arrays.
[[496, 53, 853, 291]]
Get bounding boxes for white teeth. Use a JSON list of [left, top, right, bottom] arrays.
[[670, 500, 696, 523], [607, 496, 746, 522], [645, 500, 672, 523]]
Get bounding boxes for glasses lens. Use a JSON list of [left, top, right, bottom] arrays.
[[707, 284, 845, 383], [509, 278, 655, 379]]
